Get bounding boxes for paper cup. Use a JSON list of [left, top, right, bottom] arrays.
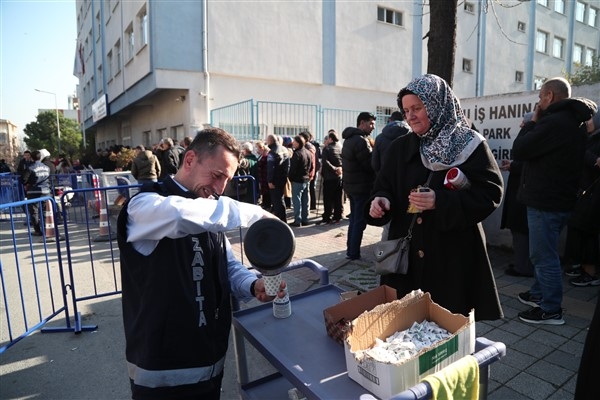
[[263, 273, 282, 296]]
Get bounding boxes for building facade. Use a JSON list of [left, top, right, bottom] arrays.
[[0, 119, 20, 170], [74, 0, 600, 149]]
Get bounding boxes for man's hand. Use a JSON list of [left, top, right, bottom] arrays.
[[253, 278, 287, 302]]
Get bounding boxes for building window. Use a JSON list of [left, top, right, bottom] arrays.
[[589, 7, 598, 27], [137, 6, 148, 48], [107, 50, 113, 79], [125, 24, 134, 60], [574, 43, 583, 64], [515, 71, 523, 83], [96, 12, 101, 41], [575, 1, 585, 22], [553, 37, 564, 59], [462, 58, 473, 73], [518, 21, 526, 32], [464, 2, 474, 13], [377, 6, 403, 27], [554, 0, 565, 14], [585, 48, 596, 66], [534, 76, 545, 90], [535, 30, 548, 53], [115, 40, 121, 74], [537, 0, 548, 7]]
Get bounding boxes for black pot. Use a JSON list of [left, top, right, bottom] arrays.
[[243, 218, 296, 274]]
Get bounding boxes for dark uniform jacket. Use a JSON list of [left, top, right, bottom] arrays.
[[117, 177, 231, 392], [288, 147, 313, 183], [366, 132, 504, 321]]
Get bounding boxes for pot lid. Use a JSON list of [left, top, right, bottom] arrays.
[[243, 218, 296, 272]]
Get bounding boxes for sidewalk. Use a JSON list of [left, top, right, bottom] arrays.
[[0, 205, 597, 400]]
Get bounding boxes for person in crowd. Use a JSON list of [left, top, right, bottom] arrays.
[[0, 159, 11, 173], [299, 131, 320, 211], [177, 136, 194, 168], [22, 150, 51, 236], [342, 111, 376, 260], [131, 145, 161, 184], [288, 135, 313, 227], [575, 291, 600, 399], [56, 154, 74, 174], [499, 112, 534, 277], [372, 110, 410, 240], [563, 112, 600, 287], [117, 128, 286, 400], [158, 138, 180, 180], [266, 134, 291, 222], [17, 150, 33, 176], [241, 142, 259, 204], [513, 77, 597, 325], [318, 129, 343, 225], [372, 111, 409, 174], [281, 136, 294, 209], [367, 74, 504, 321], [256, 141, 271, 210]]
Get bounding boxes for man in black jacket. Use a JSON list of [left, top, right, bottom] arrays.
[[513, 77, 597, 325], [372, 111, 409, 174], [341, 112, 376, 260], [319, 130, 343, 225], [288, 135, 313, 226]]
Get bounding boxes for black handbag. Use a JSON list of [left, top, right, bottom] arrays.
[[568, 177, 600, 234]]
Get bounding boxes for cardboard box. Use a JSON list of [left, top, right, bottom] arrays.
[[323, 285, 397, 345], [344, 291, 475, 399]]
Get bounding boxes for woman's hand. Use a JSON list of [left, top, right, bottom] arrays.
[[408, 189, 436, 212], [369, 197, 390, 218]]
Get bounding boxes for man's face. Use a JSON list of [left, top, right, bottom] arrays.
[[24, 153, 31, 161], [183, 145, 238, 198], [537, 87, 553, 111], [359, 118, 376, 134]]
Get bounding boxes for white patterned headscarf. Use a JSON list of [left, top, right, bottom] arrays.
[[398, 74, 484, 171]]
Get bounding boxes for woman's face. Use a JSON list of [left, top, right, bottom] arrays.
[[402, 94, 430, 136]]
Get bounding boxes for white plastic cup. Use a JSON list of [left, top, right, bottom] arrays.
[[263, 273, 282, 296], [273, 290, 291, 318]]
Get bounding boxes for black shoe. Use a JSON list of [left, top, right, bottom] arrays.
[[345, 255, 361, 260], [31, 231, 43, 237], [564, 265, 582, 277], [288, 222, 301, 227], [517, 291, 541, 307], [315, 219, 330, 226], [301, 221, 313, 226], [570, 272, 600, 287], [518, 306, 565, 325], [505, 266, 533, 277]]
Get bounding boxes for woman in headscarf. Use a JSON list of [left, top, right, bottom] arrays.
[[366, 74, 504, 321]]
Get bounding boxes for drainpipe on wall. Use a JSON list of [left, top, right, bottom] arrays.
[[203, 0, 210, 126]]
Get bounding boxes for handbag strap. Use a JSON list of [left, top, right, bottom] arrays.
[[581, 176, 600, 195], [405, 171, 434, 239]]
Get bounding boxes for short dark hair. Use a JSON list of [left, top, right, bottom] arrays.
[[31, 150, 41, 161], [389, 111, 403, 121], [327, 131, 339, 142], [293, 135, 305, 148], [189, 127, 240, 160], [298, 131, 312, 142], [356, 112, 376, 127]]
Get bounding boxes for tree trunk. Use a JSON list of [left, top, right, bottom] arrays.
[[427, 0, 458, 87]]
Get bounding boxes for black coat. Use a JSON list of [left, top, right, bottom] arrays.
[[500, 160, 528, 233], [341, 127, 375, 195], [513, 97, 597, 212], [366, 132, 504, 321]]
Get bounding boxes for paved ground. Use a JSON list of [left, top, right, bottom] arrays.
[[1, 203, 598, 400]]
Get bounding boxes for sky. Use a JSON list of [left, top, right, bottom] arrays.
[[0, 0, 79, 139]]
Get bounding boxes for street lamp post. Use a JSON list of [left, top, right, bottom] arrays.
[[35, 89, 61, 155]]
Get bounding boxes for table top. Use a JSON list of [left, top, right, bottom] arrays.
[[233, 284, 373, 399]]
